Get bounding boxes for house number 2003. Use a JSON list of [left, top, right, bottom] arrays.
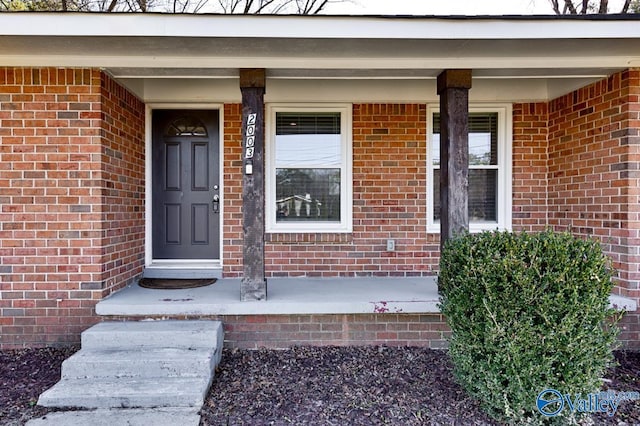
[[245, 113, 256, 159]]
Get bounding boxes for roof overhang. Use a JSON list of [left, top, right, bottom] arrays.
[[1, 13, 639, 101]]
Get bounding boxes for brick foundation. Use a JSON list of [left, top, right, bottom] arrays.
[[105, 313, 450, 350]]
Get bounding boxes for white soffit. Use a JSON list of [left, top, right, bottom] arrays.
[[120, 77, 601, 103]]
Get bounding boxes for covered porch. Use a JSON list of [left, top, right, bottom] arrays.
[[1, 13, 640, 349]]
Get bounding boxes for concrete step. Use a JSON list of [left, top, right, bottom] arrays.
[[81, 320, 223, 352], [26, 408, 201, 426], [37, 376, 212, 408], [61, 348, 217, 379], [35, 320, 223, 413]]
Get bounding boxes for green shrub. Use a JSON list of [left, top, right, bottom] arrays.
[[438, 230, 620, 425]]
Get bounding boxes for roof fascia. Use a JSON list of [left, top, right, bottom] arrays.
[[0, 13, 639, 40]]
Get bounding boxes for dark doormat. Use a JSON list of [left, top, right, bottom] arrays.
[[138, 278, 217, 290]]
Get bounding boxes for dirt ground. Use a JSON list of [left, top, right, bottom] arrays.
[[1, 346, 638, 425]]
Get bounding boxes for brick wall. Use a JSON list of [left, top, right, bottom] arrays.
[[222, 104, 244, 278], [512, 102, 549, 232], [0, 68, 145, 348], [98, 74, 146, 296], [546, 69, 640, 349]]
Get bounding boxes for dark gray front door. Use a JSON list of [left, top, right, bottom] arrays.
[[152, 110, 220, 259]]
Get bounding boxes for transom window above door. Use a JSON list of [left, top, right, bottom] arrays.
[[266, 104, 353, 233], [165, 116, 208, 137], [427, 105, 512, 233]]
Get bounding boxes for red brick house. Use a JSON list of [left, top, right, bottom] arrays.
[[0, 13, 639, 349]]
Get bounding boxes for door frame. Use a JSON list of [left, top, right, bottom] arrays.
[[145, 103, 225, 268]]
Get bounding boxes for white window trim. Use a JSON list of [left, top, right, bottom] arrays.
[[427, 104, 513, 233], [265, 103, 353, 233]]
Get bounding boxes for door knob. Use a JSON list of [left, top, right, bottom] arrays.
[[212, 194, 220, 214]]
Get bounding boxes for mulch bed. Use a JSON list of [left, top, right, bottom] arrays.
[[0, 346, 78, 426], [1, 346, 638, 425], [201, 346, 496, 425]]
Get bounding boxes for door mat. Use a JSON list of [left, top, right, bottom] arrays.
[[138, 278, 217, 290]]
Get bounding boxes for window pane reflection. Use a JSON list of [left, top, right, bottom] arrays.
[[276, 168, 341, 222], [432, 113, 498, 166], [275, 134, 341, 167], [275, 113, 341, 167], [433, 169, 498, 222]]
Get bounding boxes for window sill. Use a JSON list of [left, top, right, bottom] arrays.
[[266, 232, 353, 244], [427, 223, 509, 234]]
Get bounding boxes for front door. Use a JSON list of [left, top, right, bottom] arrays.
[[152, 110, 220, 260]]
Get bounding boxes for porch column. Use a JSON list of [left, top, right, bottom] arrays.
[[240, 69, 267, 301], [437, 69, 472, 251]]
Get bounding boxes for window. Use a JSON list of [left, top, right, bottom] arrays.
[[427, 105, 512, 233], [266, 104, 352, 233], [165, 116, 207, 136]]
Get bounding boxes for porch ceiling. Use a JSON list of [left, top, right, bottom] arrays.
[[1, 13, 639, 100]]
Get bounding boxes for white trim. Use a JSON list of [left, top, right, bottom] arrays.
[[145, 103, 225, 267], [427, 104, 513, 233], [2, 14, 640, 40], [265, 103, 353, 233], [144, 105, 153, 266]]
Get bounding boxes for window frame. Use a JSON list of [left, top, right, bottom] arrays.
[[265, 103, 353, 233], [426, 104, 513, 233]]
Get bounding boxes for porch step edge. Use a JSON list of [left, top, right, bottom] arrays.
[[26, 408, 201, 426], [81, 320, 223, 350], [37, 376, 211, 408], [60, 347, 217, 380]]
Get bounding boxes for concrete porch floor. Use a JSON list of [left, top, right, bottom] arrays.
[[96, 276, 637, 317], [96, 277, 441, 317]]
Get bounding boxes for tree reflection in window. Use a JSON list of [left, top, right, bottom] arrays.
[[165, 116, 208, 137], [276, 168, 340, 221]]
